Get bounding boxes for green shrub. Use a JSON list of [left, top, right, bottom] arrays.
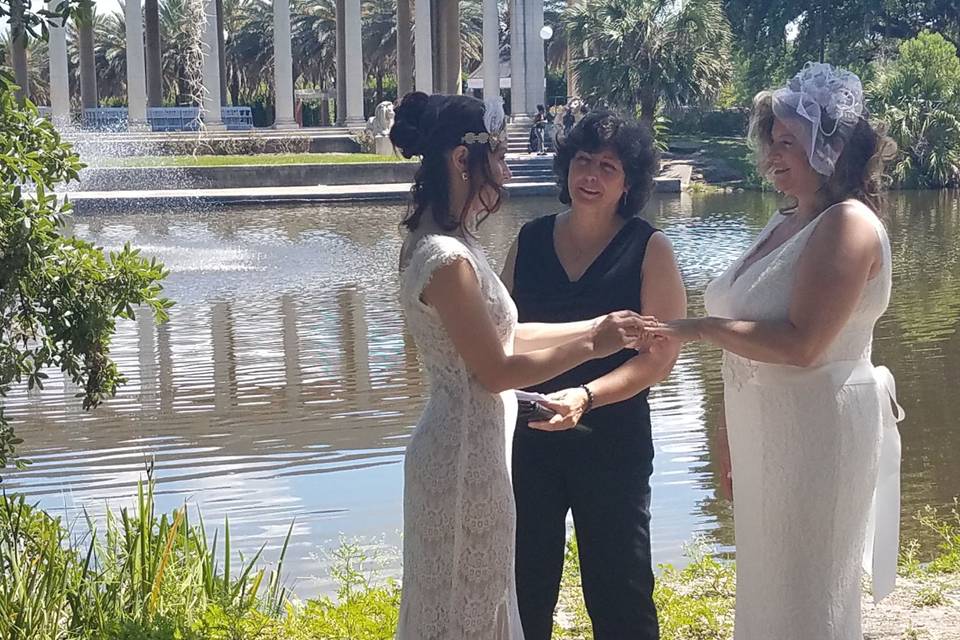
[[870, 31, 960, 188], [0, 70, 171, 477], [554, 536, 735, 640], [0, 479, 291, 640], [871, 31, 960, 109]]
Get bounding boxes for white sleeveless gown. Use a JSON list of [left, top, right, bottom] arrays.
[[396, 233, 525, 640], [703, 202, 904, 639]]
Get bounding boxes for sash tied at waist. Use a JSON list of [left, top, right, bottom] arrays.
[[734, 357, 905, 602]]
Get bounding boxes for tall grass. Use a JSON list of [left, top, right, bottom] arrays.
[[2, 483, 957, 640], [0, 480, 291, 640]]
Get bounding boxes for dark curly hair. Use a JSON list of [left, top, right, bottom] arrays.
[[390, 92, 504, 232], [554, 110, 659, 218], [749, 91, 898, 215]]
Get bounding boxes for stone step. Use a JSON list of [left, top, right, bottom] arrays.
[[509, 174, 556, 184]]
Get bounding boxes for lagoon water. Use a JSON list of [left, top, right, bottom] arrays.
[[5, 190, 959, 597]]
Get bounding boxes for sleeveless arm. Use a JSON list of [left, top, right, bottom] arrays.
[[585, 231, 687, 404], [414, 238, 641, 393], [653, 202, 882, 367], [528, 231, 686, 428]]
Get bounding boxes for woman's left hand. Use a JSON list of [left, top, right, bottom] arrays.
[[528, 387, 590, 431], [647, 318, 704, 344]]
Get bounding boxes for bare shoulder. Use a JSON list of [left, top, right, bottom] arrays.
[[646, 230, 675, 252], [643, 230, 678, 268], [808, 200, 881, 255], [799, 201, 883, 283]]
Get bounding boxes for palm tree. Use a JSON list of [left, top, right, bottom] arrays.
[[8, 0, 29, 104], [74, 0, 99, 110], [223, 0, 273, 104], [565, 0, 732, 123], [291, 0, 337, 122], [543, 0, 570, 73], [292, 0, 337, 89], [0, 30, 48, 105], [458, 0, 484, 74], [93, 9, 129, 102], [363, 0, 395, 103], [159, 0, 210, 104], [145, 0, 163, 107]]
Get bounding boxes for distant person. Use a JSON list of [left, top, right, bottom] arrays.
[[532, 104, 547, 155], [562, 106, 575, 138]]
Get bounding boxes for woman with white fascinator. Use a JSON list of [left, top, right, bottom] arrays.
[[650, 63, 904, 639], [391, 92, 648, 639]]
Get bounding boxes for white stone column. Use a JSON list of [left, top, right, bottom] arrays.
[[414, 0, 433, 93], [509, 0, 526, 115], [335, 0, 346, 124], [566, 0, 580, 98], [482, 0, 499, 101], [396, 0, 414, 98], [47, 0, 71, 128], [273, 0, 297, 128], [124, 0, 149, 129], [528, 0, 545, 110], [343, 0, 365, 126], [439, 0, 460, 94], [201, 0, 226, 130]]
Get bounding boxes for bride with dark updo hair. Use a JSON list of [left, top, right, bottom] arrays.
[[392, 92, 650, 639]]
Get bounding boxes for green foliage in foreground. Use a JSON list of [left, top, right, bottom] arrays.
[[557, 535, 735, 640], [869, 32, 960, 189], [898, 498, 960, 578], [0, 74, 171, 478], [2, 481, 958, 640]]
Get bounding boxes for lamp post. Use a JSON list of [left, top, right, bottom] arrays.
[[539, 24, 552, 107]]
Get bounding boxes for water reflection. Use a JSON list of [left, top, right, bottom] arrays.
[[5, 191, 959, 596]]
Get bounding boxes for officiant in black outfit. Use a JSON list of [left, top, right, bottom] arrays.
[[500, 111, 687, 640]]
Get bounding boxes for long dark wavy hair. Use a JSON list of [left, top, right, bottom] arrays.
[[390, 92, 505, 232]]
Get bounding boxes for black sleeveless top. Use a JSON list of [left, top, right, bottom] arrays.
[[512, 213, 658, 448]]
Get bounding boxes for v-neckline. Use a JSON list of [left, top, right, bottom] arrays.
[[550, 214, 635, 284], [730, 213, 810, 286]]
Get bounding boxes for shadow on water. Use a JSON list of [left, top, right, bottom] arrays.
[[5, 190, 959, 596]]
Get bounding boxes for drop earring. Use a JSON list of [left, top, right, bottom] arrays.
[[461, 172, 469, 182]]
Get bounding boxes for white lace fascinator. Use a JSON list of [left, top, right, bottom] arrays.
[[461, 96, 507, 150], [771, 62, 864, 176]]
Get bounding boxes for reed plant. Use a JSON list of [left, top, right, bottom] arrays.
[[2, 483, 957, 640], [0, 479, 291, 640]]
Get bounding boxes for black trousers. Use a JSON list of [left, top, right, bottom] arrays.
[[513, 423, 659, 640]]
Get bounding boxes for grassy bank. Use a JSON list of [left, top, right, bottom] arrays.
[[667, 136, 766, 190], [2, 482, 957, 639], [97, 153, 414, 169]]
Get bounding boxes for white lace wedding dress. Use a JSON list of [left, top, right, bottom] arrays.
[[703, 201, 904, 639], [396, 233, 524, 640]]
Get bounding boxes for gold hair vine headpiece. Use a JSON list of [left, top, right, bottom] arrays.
[[461, 131, 503, 149]]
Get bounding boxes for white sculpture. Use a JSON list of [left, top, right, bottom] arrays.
[[366, 101, 395, 136], [366, 101, 396, 156]]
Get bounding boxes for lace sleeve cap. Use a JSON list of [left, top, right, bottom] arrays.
[[403, 235, 480, 306]]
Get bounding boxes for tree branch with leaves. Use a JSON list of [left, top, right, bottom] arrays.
[[0, 0, 172, 479]]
